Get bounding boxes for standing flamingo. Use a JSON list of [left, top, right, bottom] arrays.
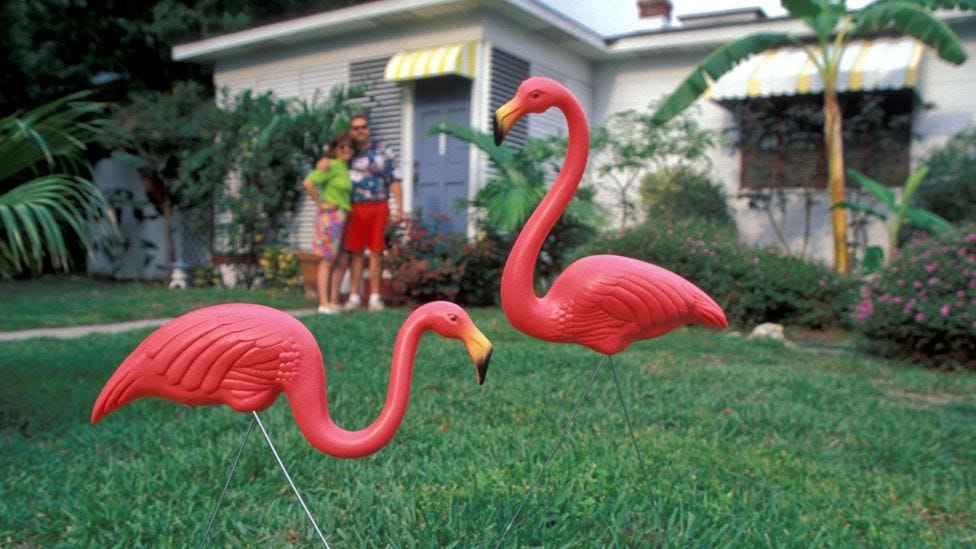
[[493, 77, 727, 352], [491, 78, 727, 545], [91, 301, 492, 458]]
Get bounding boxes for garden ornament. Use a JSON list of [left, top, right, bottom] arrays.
[[492, 77, 728, 544], [91, 301, 492, 457], [91, 301, 491, 546], [493, 77, 728, 354]]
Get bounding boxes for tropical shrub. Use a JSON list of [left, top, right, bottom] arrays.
[[591, 103, 714, 230], [258, 245, 299, 288], [384, 212, 508, 307], [385, 212, 465, 306], [455, 230, 506, 307], [851, 224, 976, 369], [429, 120, 600, 287], [182, 85, 363, 279], [1, 91, 114, 278], [580, 218, 856, 329], [914, 124, 976, 224], [639, 164, 735, 229]]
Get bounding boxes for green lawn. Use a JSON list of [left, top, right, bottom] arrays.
[[0, 276, 311, 331], [1, 308, 974, 546]]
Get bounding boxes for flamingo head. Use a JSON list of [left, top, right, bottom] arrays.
[[416, 302, 493, 385], [494, 77, 570, 146]]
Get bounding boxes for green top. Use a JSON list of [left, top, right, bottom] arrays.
[[305, 158, 352, 211]]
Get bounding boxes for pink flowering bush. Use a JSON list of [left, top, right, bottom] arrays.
[[581, 218, 856, 328], [851, 223, 976, 369]]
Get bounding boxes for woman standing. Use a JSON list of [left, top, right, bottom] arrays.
[[302, 132, 354, 314]]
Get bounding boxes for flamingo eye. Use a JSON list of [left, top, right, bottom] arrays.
[[530, 90, 541, 100], [448, 314, 458, 322]]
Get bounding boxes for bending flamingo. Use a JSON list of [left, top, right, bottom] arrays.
[[92, 301, 492, 458], [493, 77, 727, 354]]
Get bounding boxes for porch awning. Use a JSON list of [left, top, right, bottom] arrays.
[[709, 36, 924, 100], [383, 41, 477, 82]]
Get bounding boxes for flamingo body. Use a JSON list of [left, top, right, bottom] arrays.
[[533, 255, 727, 355], [494, 77, 727, 354], [92, 302, 492, 458]]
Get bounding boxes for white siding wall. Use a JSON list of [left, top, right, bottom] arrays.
[[210, 15, 486, 250], [913, 23, 976, 159], [482, 14, 594, 141]]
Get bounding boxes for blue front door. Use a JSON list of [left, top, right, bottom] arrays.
[[414, 76, 471, 234]]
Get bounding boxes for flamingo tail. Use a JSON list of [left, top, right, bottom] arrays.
[[91, 360, 141, 424], [694, 294, 729, 329]]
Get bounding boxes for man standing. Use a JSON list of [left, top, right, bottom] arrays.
[[343, 114, 402, 311]]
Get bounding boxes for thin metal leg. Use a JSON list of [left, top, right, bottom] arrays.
[[198, 415, 255, 548], [252, 412, 331, 548], [495, 355, 608, 549], [607, 356, 661, 521]]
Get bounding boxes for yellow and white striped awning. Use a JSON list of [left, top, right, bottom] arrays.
[[384, 42, 477, 82], [709, 36, 924, 100]]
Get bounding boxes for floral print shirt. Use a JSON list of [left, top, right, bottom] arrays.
[[349, 142, 401, 204]]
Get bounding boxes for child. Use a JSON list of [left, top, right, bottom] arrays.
[[302, 132, 354, 314]]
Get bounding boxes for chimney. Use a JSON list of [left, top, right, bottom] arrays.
[[636, 0, 673, 30]]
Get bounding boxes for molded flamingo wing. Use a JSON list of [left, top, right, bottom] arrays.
[[91, 304, 306, 423], [553, 256, 726, 354]]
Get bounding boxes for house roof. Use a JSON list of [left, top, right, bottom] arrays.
[[172, 0, 606, 62], [172, 1, 976, 65]]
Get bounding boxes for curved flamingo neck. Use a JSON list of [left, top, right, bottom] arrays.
[[501, 93, 589, 331], [284, 314, 427, 459]]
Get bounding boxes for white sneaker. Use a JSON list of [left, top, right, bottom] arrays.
[[317, 305, 337, 315], [343, 294, 361, 311], [368, 294, 385, 311]]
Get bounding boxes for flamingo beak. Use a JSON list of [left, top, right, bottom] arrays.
[[462, 326, 493, 385], [493, 99, 522, 146]]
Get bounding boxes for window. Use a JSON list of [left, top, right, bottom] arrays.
[[725, 90, 914, 189]]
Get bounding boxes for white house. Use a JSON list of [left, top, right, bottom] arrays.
[[172, 0, 976, 265]]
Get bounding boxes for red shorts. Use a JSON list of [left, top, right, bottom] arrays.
[[344, 201, 389, 253]]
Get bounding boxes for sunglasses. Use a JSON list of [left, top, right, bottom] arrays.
[[351, 124, 369, 130]]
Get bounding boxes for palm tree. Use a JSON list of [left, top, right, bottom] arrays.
[[651, 0, 973, 274], [0, 92, 114, 278]]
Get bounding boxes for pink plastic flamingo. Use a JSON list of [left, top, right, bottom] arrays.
[[91, 301, 492, 458], [493, 77, 727, 354]]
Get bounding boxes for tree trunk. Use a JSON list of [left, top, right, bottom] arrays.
[[823, 86, 850, 274]]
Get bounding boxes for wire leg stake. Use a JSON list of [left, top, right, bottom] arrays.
[[252, 412, 331, 549], [198, 415, 255, 548], [495, 355, 608, 549], [607, 357, 662, 524]]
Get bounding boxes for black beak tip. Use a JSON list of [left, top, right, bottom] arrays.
[[477, 348, 492, 385], [492, 116, 503, 147]]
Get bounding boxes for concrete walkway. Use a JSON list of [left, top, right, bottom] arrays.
[[0, 308, 317, 342]]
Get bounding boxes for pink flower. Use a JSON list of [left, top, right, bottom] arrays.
[[940, 304, 951, 316], [964, 233, 976, 243], [914, 280, 924, 289], [915, 312, 925, 323], [925, 262, 939, 273]]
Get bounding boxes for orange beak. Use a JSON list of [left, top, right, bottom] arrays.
[[462, 325, 493, 385], [493, 98, 522, 146]]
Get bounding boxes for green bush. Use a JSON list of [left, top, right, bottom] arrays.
[[639, 165, 735, 229], [851, 224, 976, 369], [455, 231, 506, 307], [581, 218, 856, 328], [385, 212, 465, 306], [914, 124, 976, 224]]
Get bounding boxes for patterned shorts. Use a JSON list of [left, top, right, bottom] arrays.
[[313, 208, 347, 261]]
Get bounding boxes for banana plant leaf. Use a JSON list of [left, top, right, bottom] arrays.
[[846, 168, 897, 210], [853, 2, 968, 63]]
